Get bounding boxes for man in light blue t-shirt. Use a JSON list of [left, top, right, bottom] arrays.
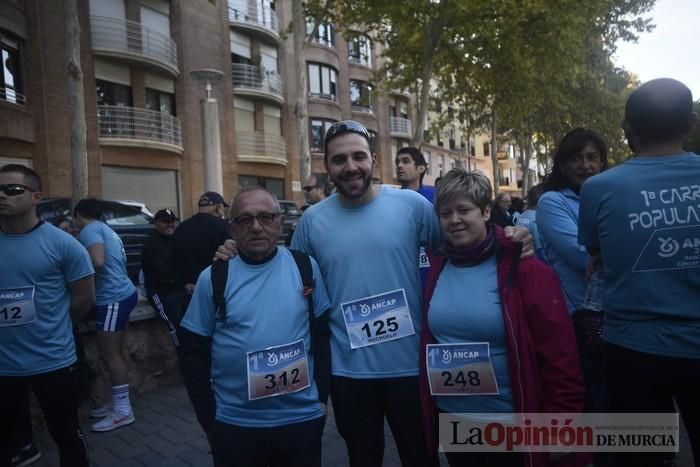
[[579, 78, 700, 467], [179, 187, 331, 467], [0, 164, 95, 466]]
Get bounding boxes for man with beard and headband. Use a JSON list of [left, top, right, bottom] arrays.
[[289, 121, 533, 466]]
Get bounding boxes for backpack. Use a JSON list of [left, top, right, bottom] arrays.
[[210, 249, 315, 324]]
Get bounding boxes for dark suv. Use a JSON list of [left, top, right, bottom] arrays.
[[36, 198, 154, 284], [279, 200, 302, 245]]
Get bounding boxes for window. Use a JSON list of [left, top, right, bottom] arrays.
[[1, 32, 24, 104], [234, 98, 255, 132], [309, 117, 337, 152], [483, 142, 491, 157], [230, 31, 252, 65], [424, 150, 431, 176], [263, 104, 281, 136], [307, 21, 334, 46], [96, 79, 132, 107], [308, 63, 337, 100], [239, 175, 284, 200], [350, 80, 373, 111], [146, 89, 175, 115], [449, 127, 456, 150], [347, 34, 371, 67]]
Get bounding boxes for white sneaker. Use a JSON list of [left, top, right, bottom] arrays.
[[90, 403, 113, 419], [91, 411, 135, 432]]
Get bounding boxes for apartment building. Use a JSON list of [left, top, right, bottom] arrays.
[[0, 0, 510, 216]]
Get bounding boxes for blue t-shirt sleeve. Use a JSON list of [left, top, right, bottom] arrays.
[[416, 196, 442, 249], [537, 193, 589, 271], [310, 257, 331, 318], [79, 224, 104, 248], [61, 234, 95, 282], [578, 180, 601, 249], [180, 267, 216, 337]]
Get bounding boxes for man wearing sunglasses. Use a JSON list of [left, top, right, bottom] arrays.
[[178, 187, 331, 467], [302, 173, 333, 209], [0, 164, 95, 467]]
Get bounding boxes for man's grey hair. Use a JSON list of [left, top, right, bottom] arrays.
[[435, 168, 493, 214], [229, 186, 282, 217]]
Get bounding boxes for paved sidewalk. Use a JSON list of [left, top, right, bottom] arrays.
[[31, 382, 695, 466], [32, 383, 415, 467]]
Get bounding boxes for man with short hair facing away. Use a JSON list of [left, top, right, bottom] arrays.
[[73, 198, 139, 432], [172, 192, 229, 306], [141, 208, 182, 344], [579, 78, 700, 467], [303, 173, 332, 209], [178, 187, 331, 467], [0, 164, 95, 466], [395, 146, 436, 202]]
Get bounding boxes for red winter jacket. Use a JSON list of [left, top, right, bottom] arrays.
[[418, 227, 588, 467]]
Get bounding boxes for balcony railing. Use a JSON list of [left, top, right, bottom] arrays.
[[351, 104, 373, 114], [97, 105, 182, 148], [235, 131, 287, 166], [390, 116, 412, 138], [227, 1, 279, 40], [90, 16, 178, 75], [232, 63, 283, 99], [0, 85, 26, 105]]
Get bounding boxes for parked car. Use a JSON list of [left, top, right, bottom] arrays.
[[278, 200, 302, 245], [36, 198, 154, 284]]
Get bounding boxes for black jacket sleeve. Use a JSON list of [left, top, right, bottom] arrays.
[[310, 310, 331, 404], [177, 327, 216, 435]]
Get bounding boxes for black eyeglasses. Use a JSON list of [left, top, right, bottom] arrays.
[[231, 212, 281, 228], [302, 185, 319, 192], [0, 184, 36, 197], [324, 120, 371, 154]]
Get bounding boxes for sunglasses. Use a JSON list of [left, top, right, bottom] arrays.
[[0, 184, 36, 196], [231, 212, 280, 229], [324, 120, 371, 154]]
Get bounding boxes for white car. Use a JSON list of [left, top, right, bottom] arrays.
[[115, 200, 155, 217]]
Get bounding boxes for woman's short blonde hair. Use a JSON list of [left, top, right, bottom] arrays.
[[435, 168, 493, 214]]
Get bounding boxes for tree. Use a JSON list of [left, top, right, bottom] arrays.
[[65, 0, 88, 205]]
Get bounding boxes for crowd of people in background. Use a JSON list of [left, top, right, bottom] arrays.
[[1, 77, 699, 467]]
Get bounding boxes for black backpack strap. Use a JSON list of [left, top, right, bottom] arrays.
[[289, 249, 314, 319], [211, 260, 229, 322]]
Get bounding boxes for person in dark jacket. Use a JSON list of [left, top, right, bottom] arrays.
[[490, 192, 513, 227], [142, 208, 183, 343], [172, 192, 229, 311], [418, 168, 585, 467]]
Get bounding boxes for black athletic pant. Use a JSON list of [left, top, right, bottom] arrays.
[[10, 388, 33, 450], [330, 375, 439, 467], [606, 342, 700, 467], [210, 416, 325, 467], [0, 364, 89, 467]]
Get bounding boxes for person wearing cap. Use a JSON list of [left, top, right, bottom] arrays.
[[172, 193, 229, 311], [395, 147, 436, 202], [141, 208, 183, 343]]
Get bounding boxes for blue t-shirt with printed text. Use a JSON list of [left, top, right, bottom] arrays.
[[579, 152, 700, 358], [427, 257, 514, 414], [291, 186, 442, 378], [79, 221, 135, 305], [180, 248, 331, 428], [0, 223, 94, 376]]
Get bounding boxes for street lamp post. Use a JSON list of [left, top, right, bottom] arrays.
[[190, 69, 225, 194]]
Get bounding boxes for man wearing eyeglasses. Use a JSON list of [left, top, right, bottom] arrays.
[[0, 164, 95, 467], [178, 187, 331, 467]]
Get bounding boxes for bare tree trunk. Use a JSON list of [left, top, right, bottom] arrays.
[[490, 106, 499, 193], [412, 58, 433, 146], [293, 0, 311, 186], [521, 135, 533, 197], [65, 0, 88, 206]]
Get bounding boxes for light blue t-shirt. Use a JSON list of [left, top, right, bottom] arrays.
[[579, 152, 700, 358], [291, 186, 442, 378], [0, 223, 94, 376], [538, 189, 590, 313], [180, 248, 331, 428], [427, 257, 514, 414], [78, 221, 135, 305]]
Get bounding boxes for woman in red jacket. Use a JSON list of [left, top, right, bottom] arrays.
[[418, 168, 586, 467]]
